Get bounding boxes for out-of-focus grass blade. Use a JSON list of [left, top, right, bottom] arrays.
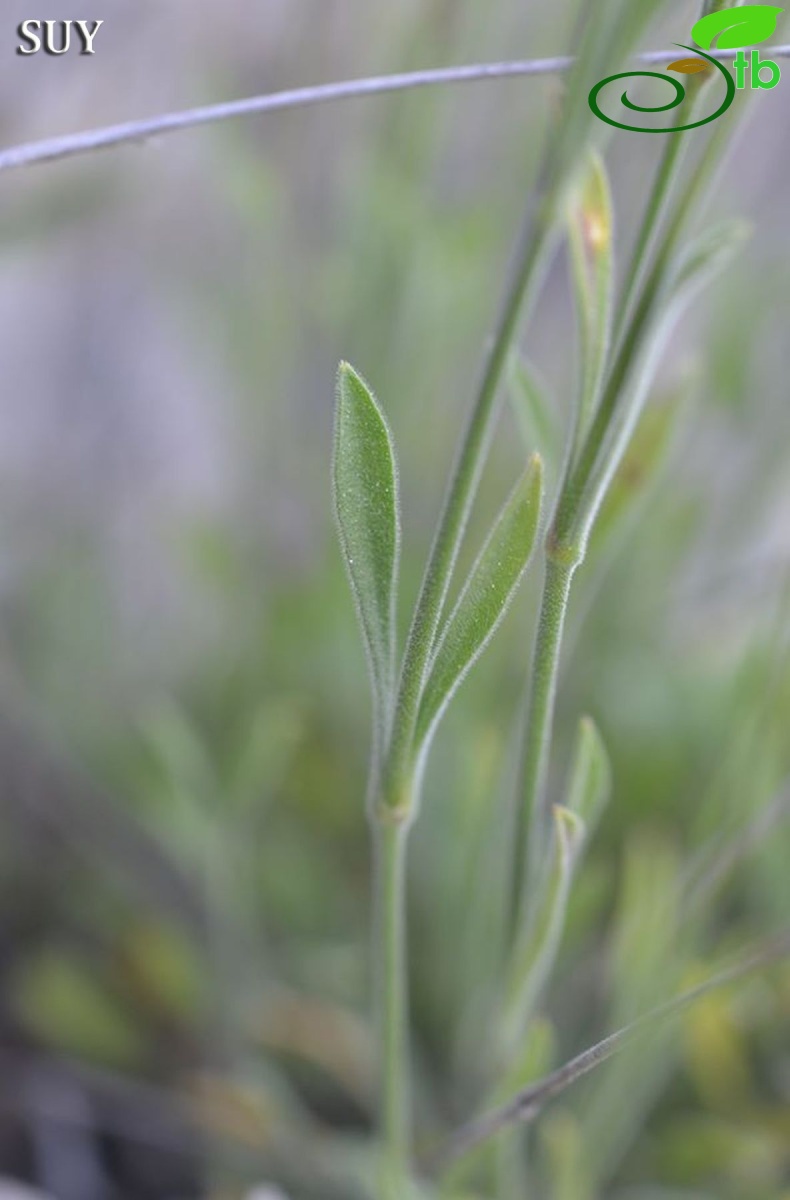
[[578, 835, 683, 1184], [502, 806, 585, 1050], [227, 700, 304, 815], [685, 780, 790, 913], [567, 151, 615, 453], [445, 1018, 556, 1197], [509, 354, 562, 474], [416, 456, 543, 748], [567, 210, 748, 550], [669, 219, 752, 303], [438, 931, 790, 1168], [550, 0, 672, 184], [333, 362, 401, 735], [589, 386, 685, 557], [502, 721, 608, 1049], [540, 1110, 590, 1200], [565, 716, 612, 836]]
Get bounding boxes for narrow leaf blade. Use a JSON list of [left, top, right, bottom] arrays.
[[671, 218, 751, 298], [417, 456, 543, 746], [590, 384, 685, 556], [502, 805, 585, 1053], [509, 353, 562, 474], [441, 932, 790, 1167], [333, 362, 400, 720], [565, 716, 612, 836], [503, 722, 608, 1053], [567, 151, 615, 453]]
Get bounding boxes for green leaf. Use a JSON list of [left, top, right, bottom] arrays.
[[565, 716, 612, 836], [496, 1016, 557, 1100], [540, 1111, 588, 1200], [577, 835, 684, 1181], [416, 455, 543, 746], [444, 933, 790, 1163], [692, 5, 783, 49], [509, 354, 562, 474], [333, 362, 401, 728], [141, 702, 216, 806], [502, 806, 585, 1050], [12, 950, 146, 1068], [567, 151, 615, 455], [567, 216, 746, 554], [227, 699, 304, 814], [670, 218, 751, 299], [590, 386, 686, 557], [501, 722, 608, 1052]]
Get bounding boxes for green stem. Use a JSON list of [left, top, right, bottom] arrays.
[[516, 551, 578, 915], [374, 815, 412, 1198], [613, 88, 701, 347], [556, 119, 731, 555], [382, 1, 615, 807], [509, 115, 734, 951], [385, 182, 559, 796]]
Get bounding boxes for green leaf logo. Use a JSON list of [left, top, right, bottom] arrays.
[[691, 4, 783, 50]]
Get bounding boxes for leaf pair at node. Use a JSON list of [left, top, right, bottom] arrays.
[[333, 363, 543, 769]]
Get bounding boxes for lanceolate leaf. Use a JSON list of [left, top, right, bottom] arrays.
[[509, 353, 562, 475], [567, 151, 615, 454], [565, 716, 612, 837], [692, 5, 783, 50], [590, 386, 685, 556], [502, 806, 585, 1050], [333, 362, 401, 727], [502, 721, 608, 1053], [416, 456, 543, 747], [568, 218, 747, 552], [670, 218, 751, 299]]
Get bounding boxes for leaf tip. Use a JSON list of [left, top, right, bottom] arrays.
[[576, 152, 613, 257], [552, 804, 586, 864], [336, 358, 358, 393], [527, 451, 545, 496]]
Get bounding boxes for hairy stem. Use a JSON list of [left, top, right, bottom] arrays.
[[509, 117, 733, 961], [374, 816, 412, 1197]]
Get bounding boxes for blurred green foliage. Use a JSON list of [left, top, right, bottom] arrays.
[[0, 1, 788, 1198]]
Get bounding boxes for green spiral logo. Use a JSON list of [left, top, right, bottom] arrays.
[[588, 45, 736, 133]]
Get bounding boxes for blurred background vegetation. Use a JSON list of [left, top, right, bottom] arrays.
[[0, 1, 788, 1197]]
